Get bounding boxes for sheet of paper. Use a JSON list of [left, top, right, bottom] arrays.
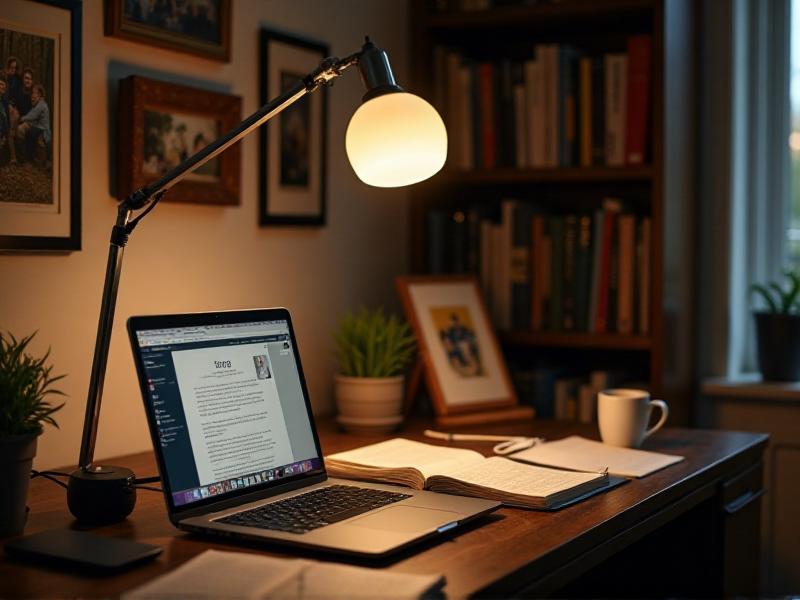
[[510, 435, 684, 478], [123, 549, 444, 600], [270, 562, 445, 600], [327, 438, 485, 480], [122, 549, 305, 599], [441, 456, 602, 497]]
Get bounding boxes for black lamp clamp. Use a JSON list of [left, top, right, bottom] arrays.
[[67, 37, 401, 524]]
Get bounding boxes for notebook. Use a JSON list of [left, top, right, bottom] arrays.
[[123, 549, 444, 600], [326, 438, 615, 510], [509, 435, 684, 478]]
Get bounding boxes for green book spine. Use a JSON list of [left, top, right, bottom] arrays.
[[549, 216, 565, 331]]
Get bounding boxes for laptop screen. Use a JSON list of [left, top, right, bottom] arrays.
[[132, 316, 323, 508]]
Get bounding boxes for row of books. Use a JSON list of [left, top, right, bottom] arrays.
[[428, 0, 550, 13], [433, 35, 652, 170], [515, 367, 636, 422], [426, 198, 651, 334]]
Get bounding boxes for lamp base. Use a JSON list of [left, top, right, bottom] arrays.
[[67, 465, 136, 524]]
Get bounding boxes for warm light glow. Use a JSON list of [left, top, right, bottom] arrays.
[[345, 92, 447, 187], [790, 131, 800, 152]]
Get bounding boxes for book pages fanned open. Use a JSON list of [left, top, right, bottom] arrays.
[[123, 549, 444, 600], [509, 435, 684, 478], [326, 438, 608, 509]]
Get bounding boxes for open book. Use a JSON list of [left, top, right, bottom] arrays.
[[326, 438, 608, 510], [124, 549, 444, 600]]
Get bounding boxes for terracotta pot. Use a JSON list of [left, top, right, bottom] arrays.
[[334, 375, 404, 433], [0, 432, 38, 537]]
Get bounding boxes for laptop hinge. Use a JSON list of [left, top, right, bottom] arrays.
[[172, 472, 329, 523]]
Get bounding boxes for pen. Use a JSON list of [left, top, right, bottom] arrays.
[[423, 430, 544, 455]]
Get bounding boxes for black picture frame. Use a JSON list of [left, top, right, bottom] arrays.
[[0, 0, 81, 252], [259, 28, 328, 227]]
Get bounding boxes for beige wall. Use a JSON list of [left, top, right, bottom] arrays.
[[0, 0, 410, 470]]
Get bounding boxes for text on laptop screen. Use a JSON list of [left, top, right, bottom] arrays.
[[135, 320, 321, 507]]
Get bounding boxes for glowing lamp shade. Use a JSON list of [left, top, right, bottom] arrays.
[[345, 92, 447, 187]]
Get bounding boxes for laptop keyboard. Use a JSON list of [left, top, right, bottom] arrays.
[[216, 484, 411, 534]]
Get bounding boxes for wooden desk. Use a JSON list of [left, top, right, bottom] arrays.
[[1, 420, 767, 598]]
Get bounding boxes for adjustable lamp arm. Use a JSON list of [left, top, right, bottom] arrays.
[[69, 36, 445, 525], [77, 46, 365, 471]]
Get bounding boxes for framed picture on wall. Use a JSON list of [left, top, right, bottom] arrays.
[[0, 0, 81, 252], [104, 0, 232, 62], [396, 275, 532, 425], [116, 75, 241, 206], [259, 28, 327, 226]]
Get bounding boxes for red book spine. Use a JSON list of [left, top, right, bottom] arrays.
[[478, 62, 496, 169], [594, 210, 616, 333], [625, 35, 651, 165]]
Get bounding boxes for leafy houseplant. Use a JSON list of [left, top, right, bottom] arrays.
[[750, 271, 800, 381], [333, 309, 416, 433], [0, 331, 65, 537]]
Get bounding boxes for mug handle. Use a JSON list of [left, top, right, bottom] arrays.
[[643, 399, 669, 440]]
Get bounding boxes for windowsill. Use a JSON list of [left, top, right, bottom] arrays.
[[701, 373, 800, 402]]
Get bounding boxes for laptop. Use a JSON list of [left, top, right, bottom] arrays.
[[127, 308, 499, 558]]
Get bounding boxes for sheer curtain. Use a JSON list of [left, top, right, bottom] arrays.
[[698, 0, 790, 378]]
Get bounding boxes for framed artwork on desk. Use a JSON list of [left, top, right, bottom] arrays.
[[259, 28, 327, 227], [104, 0, 232, 62], [396, 275, 532, 425], [0, 0, 81, 252], [116, 75, 241, 206]]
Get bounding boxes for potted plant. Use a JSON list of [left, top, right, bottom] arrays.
[[750, 271, 800, 381], [0, 331, 65, 537], [333, 308, 416, 434]]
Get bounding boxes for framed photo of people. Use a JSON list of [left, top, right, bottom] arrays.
[[0, 0, 81, 252], [396, 275, 528, 424], [104, 0, 232, 62], [116, 75, 241, 206], [259, 28, 327, 226]]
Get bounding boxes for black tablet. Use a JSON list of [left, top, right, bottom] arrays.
[[5, 529, 162, 572]]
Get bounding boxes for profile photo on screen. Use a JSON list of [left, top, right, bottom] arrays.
[[253, 354, 271, 380]]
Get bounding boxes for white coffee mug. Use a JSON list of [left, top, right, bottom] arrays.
[[598, 388, 669, 448]]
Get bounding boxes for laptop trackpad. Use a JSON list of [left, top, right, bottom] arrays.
[[348, 506, 461, 533]]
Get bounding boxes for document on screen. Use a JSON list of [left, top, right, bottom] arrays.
[[171, 342, 294, 484]]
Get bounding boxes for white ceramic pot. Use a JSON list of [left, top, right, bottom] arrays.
[[334, 375, 404, 433]]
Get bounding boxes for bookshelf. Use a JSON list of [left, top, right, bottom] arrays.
[[500, 331, 652, 351], [407, 0, 696, 424], [437, 166, 654, 184]]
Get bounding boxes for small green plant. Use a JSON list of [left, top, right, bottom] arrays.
[[0, 331, 66, 437], [750, 271, 800, 315], [334, 308, 416, 378]]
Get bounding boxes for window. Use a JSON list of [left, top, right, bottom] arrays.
[[789, 0, 800, 264]]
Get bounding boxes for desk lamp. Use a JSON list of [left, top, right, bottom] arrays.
[[66, 38, 447, 524]]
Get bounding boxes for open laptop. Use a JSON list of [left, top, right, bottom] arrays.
[[127, 308, 499, 558]]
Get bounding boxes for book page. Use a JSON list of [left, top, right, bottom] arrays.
[[326, 438, 485, 480], [510, 436, 684, 478], [439, 456, 603, 498], [123, 549, 305, 599]]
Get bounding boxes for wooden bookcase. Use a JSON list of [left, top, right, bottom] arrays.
[[407, 0, 697, 423]]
